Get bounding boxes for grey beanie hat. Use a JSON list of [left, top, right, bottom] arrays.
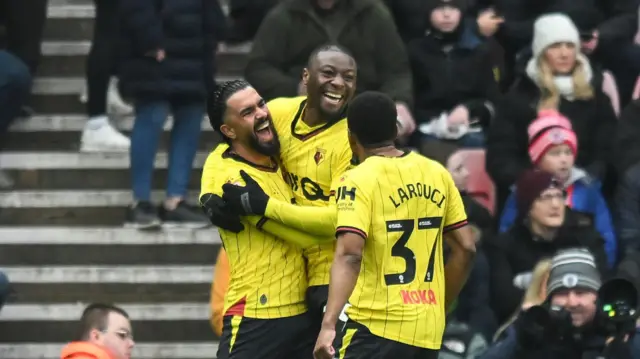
[[547, 248, 602, 295]]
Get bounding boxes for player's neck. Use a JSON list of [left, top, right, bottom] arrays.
[[302, 107, 326, 127], [231, 143, 274, 168], [361, 145, 405, 160]]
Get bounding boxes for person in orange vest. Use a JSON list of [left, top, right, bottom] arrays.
[[60, 303, 135, 359], [210, 247, 230, 336]]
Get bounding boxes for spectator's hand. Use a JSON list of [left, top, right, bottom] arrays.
[[222, 170, 269, 215], [396, 102, 416, 139], [298, 80, 307, 96], [313, 327, 336, 359], [582, 31, 599, 54], [146, 49, 166, 62], [200, 193, 244, 233], [477, 9, 504, 37], [447, 105, 470, 129]]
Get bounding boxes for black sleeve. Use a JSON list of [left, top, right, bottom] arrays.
[[597, 0, 638, 43], [614, 101, 640, 175], [616, 163, 640, 253], [486, 94, 532, 188], [585, 86, 618, 180], [119, 0, 163, 55], [485, 235, 524, 323]]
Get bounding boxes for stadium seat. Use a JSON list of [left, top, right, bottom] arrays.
[[602, 70, 620, 116], [633, 76, 640, 100], [454, 149, 496, 215]]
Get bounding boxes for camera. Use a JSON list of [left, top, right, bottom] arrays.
[[597, 278, 639, 337], [518, 303, 574, 346]]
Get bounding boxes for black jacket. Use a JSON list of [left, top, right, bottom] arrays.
[[614, 100, 640, 175], [472, 0, 638, 53], [484, 209, 609, 323], [118, 0, 226, 101], [408, 20, 500, 127], [486, 69, 617, 190]]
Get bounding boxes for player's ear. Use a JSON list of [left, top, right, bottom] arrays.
[[220, 124, 236, 140], [302, 68, 309, 86]]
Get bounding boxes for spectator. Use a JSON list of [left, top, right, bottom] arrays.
[[472, 0, 639, 102], [408, 0, 500, 154], [481, 249, 640, 359], [60, 303, 135, 359], [445, 151, 498, 341], [80, 0, 131, 153], [0, 0, 47, 77], [0, 270, 10, 312], [226, 0, 278, 43], [486, 14, 616, 214], [209, 248, 229, 337], [0, 50, 31, 188], [119, 0, 225, 229], [484, 170, 608, 324], [245, 0, 416, 138], [614, 100, 640, 254], [499, 110, 617, 267]]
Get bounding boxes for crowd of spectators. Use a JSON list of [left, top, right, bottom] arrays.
[[3, 0, 640, 357]]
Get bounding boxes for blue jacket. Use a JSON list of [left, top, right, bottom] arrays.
[[480, 325, 640, 359], [499, 168, 617, 268]]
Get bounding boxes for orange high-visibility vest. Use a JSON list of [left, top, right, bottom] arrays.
[[60, 342, 116, 359]]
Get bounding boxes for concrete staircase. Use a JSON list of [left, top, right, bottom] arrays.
[[0, 0, 247, 357]]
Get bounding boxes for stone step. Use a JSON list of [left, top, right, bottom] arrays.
[[0, 320, 214, 343], [2, 343, 219, 359], [0, 151, 213, 189], [45, 3, 229, 41], [0, 190, 203, 225], [0, 243, 220, 265], [11, 114, 214, 132], [0, 227, 219, 244], [28, 76, 239, 114], [3, 265, 213, 283], [38, 41, 250, 77], [2, 302, 208, 321], [4, 130, 221, 152]]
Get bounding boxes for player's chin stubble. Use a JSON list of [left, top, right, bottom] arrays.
[[250, 132, 281, 157]]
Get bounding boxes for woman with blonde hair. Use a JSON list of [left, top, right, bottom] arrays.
[[486, 13, 617, 214]]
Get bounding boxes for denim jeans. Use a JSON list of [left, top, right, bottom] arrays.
[[130, 100, 204, 201], [0, 50, 32, 142], [0, 270, 10, 311]]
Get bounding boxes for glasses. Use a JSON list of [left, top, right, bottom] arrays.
[[103, 329, 134, 341], [537, 191, 566, 203]]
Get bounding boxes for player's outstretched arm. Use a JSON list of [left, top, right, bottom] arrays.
[[315, 231, 364, 359], [245, 216, 334, 248], [221, 170, 336, 236], [443, 225, 476, 311], [264, 200, 336, 236]]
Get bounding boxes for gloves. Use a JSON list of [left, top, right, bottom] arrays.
[[222, 170, 269, 215], [200, 193, 244, 233]]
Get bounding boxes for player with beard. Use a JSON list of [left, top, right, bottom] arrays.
[[200, 80, 333, 359], [225, 44, 357, 330]]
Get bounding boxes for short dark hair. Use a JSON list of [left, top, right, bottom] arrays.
[[307, 44, 353, 68], [347, 91, 397, 147], [78, 303, 129, 340], [207, 80, 252, 141]]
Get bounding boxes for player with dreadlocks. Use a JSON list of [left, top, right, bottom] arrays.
[[200, 80, 331, 359]]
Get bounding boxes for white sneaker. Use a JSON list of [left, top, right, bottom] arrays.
[[80, 120, 131, 153], [107, 78, 134, 115]]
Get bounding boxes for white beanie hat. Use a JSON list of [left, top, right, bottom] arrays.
[[531, 13, 580, 61]]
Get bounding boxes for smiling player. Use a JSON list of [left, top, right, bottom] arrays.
[[262, 44, 357, 326]]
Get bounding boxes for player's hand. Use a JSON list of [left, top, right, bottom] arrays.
[[313, 327, 336, 359], [200, 193, 244, 233], [221, 170, 269, 215]]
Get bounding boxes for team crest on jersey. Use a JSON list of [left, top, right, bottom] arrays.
[[313, 148, 326, 165]]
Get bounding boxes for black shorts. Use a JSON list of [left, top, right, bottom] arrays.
[[338, 320, 439, 359], [217, 313, 315, 359], [306, 285, 350, 351]]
